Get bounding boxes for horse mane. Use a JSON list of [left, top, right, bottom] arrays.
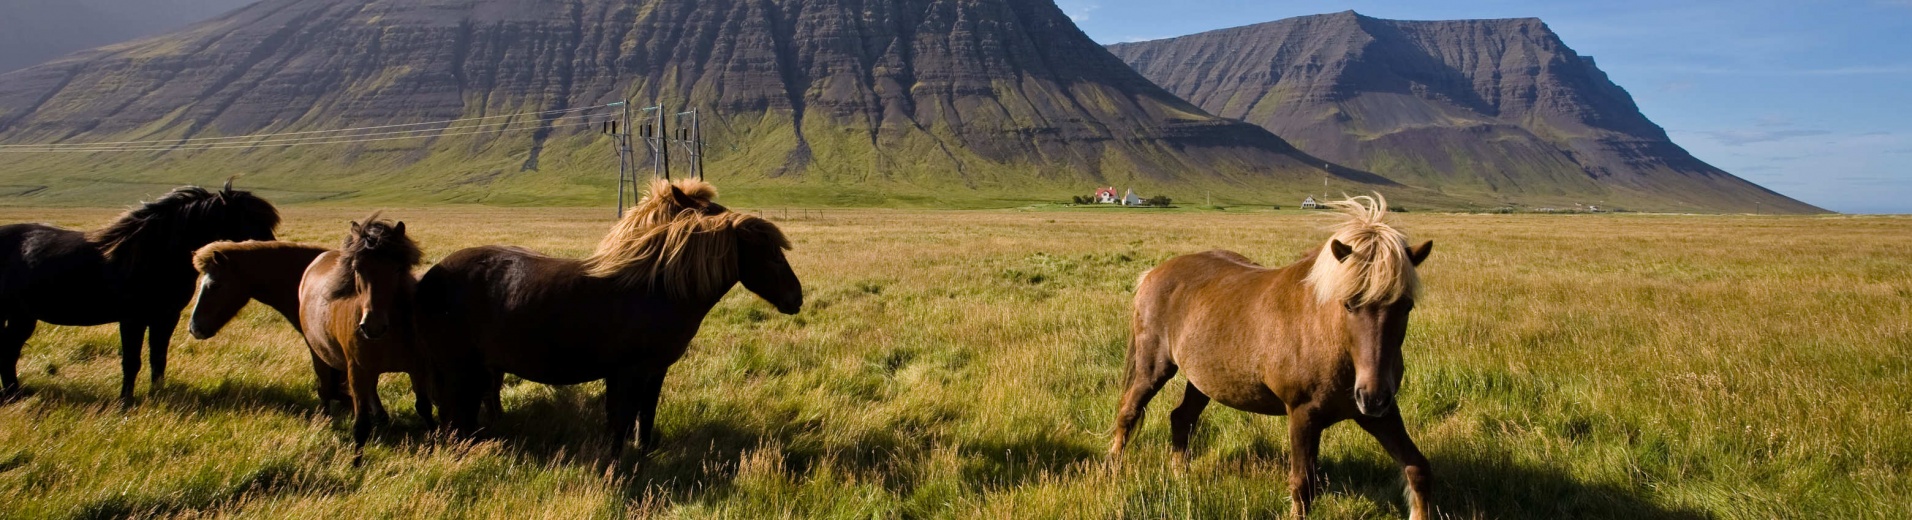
[[90, 184, 281, 267], [192, 240, 323, 272], [580, 178, 791, 299], [1303, 193, 1421, 307], [331, 213, 421, 298]]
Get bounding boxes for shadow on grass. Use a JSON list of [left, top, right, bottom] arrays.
[[19, 378, 325, 417], [1317, 448, 1709, 519]]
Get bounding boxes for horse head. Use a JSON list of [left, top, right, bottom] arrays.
[[188, 243, 250, 339], [1333, 238, 1433, 417], [340, 217, 420, 341], [1307, 194, 1434, 417], [734, 215, 802, 315]]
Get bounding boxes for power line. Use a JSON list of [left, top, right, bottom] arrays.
[[1, 116, 599, 152], [0, 120, 598, 153], [0, 104, 615, 150]]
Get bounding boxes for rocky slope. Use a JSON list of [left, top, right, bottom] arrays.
[[1108, 11, 1820, 213], [0, 0, 258, 73], [0, 0, 1407, 207]]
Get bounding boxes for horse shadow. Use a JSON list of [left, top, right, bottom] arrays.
[[465, 387, 1101, 504], [1314, 448, 1710, 519], [18, 378, 323, 417]]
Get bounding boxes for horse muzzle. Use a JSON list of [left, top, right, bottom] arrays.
[[1353, 387, 1395, 418], [188, 323, 212, 340], [357, 323, 389, 340]]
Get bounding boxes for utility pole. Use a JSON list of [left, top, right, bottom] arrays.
[[659, 110, 671, 181], [672, 108, 705, 180], [605, 101, 633, 218]]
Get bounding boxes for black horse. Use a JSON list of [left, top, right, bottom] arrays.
[[0, 183, 280, 402]]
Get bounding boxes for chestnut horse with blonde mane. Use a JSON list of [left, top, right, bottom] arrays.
[[1111, 194, 1436, 519], [298, 216, 431, 458], [416, 179, 802, 457]]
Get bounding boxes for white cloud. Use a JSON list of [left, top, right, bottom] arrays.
[[1059, 1, 1101, 22], [1671, 65, 1912, 76], [1697, 128, 1832, 146]]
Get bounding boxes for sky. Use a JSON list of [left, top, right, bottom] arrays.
[[1061, 0, 1912, 214]]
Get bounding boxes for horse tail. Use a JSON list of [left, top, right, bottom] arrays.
[[1123, 268, 1157, 388]]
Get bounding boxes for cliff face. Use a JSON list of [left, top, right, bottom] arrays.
[[0, 0, 258, 73], [0, 0, 1407, 206], [1108, 11, 1821, 213]]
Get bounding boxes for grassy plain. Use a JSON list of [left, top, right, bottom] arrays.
[[0, 206, 1905, 518]]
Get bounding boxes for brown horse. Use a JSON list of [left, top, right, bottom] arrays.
[[416, 179, 802, 457], [188, 241, 354, 411], [0, 183, 279, 402], [1110, 194, 1435, 519], [298, 216, 430, 457]]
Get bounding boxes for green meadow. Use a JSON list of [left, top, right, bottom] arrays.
[[0, 206, 1905, 518]]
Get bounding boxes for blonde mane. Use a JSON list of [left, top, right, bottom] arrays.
[[1303, 193, 1421, 307], [580, 179, 791, 299], [192, 240, 324, 272]]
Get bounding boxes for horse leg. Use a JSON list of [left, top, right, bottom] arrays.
[[633, 371, 666, 455], [1355, 413, 1434, 520], [146, 317, 176, 395], [310, 352, 344, 413], [0, 318, 36, 399], [1109, 333, 1175, 456], [347, 364, 379, 464], [482, 370, 504, 424], [117, 321, 145, 404], [1286, 407, 1328, 519], [1169, 381, 1211, 469], [372, 388, 392, 425], [409, 372, 436, 428], [435, 363, 485, 436], [602, 370, 644, 460]]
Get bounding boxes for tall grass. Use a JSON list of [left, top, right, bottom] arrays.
[[0, 207, 1904, 518]]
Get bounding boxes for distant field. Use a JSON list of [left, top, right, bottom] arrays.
[[0, 206, 1906, 518]]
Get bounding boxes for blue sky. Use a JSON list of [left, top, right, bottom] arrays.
[[1062, 0, 1912, 214]]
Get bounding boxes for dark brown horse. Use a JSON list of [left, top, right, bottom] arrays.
[[298, 216, 430, 457], [416, 179, 802, 457], [0, 183, 279, 401], [188, 240, 355, 410], [1111, 195, 1436, 519]]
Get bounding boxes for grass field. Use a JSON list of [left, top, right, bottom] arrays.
[[0, 205, 1906, 518]]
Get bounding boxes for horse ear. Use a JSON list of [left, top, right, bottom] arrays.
[[394, 221, 406, 235], [668, 184, 702, 208], [349, 220, 362, 233], [1409, 240, 1433, 266], [221, 178, 234, 194], [1331, 240, 1355, 263]]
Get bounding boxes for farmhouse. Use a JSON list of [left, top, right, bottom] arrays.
[[1123, 188, 1143, 206], [1302, 196, 1319, 209], [1094, 187, 1119, 204]]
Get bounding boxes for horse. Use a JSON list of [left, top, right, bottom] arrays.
[[188, 240, 356, 411], [297, 216, 431, 457], [0, 183, 280, 402], [415, 178, 802, 458], [1110, 194, 1436, 519]]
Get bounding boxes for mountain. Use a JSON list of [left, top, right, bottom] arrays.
[[0, 0, 1416, 208], [1107, 11, 1822, 213], [0, 0, 259, 73]]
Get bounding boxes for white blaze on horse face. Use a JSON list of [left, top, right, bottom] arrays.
[[188, 273, 219, 339]]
